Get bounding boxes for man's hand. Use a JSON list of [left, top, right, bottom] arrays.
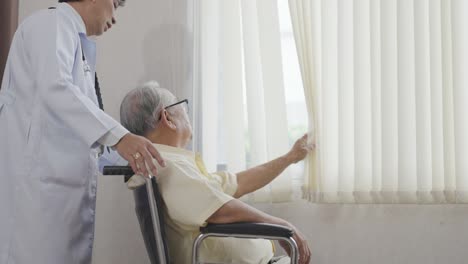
[[279, 223, 311, 264], [114, 133, 166, 177], [286, 133, 315, 164]]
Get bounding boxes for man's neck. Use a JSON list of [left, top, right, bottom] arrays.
[[146, 133, 183, 149], [67, 2, 93, 36]]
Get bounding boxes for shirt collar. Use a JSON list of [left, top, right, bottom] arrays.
[[154, 144, 194, 157], [57, 3, 87, 35]]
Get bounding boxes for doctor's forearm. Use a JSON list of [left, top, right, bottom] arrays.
[[234, 155, 293, 198]]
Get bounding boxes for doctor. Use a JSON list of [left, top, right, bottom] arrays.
[[0, 0, 164, 263]]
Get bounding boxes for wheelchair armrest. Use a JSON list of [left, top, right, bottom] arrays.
[[200, 222, 294, 238], [195, 223, 300, 264]]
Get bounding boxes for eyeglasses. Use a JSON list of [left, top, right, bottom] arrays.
[[165, 99, 188, 111], [159, 99, 189, 120]]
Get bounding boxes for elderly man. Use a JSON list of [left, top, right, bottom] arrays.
[[120, 82, 313, 264]]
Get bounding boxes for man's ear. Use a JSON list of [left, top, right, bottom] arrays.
[[160, 110, 177, 130]]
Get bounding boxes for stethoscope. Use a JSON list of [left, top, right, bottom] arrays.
[[81, 50, 92, 74]]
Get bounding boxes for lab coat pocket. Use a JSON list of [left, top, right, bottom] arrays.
[[41, 125, 88, 187]]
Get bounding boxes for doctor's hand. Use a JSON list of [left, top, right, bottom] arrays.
[[114, 133, 166, 177]]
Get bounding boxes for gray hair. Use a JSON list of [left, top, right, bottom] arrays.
[[120, 81, 176, 136]]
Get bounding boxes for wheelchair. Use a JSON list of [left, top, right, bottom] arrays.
[[103, 166, 299, 264]]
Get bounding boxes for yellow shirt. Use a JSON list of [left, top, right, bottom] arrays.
[[154, 144, 274, 264]]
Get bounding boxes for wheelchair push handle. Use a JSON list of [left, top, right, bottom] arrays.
[[103, 166, 134, 176]]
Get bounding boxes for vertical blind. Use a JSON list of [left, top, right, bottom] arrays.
[[289, 0, 468, 203]]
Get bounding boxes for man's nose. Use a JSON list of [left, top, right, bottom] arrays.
[[112, 17, 116, 25]]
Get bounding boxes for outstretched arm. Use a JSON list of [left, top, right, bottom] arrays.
[[233, 134, 315, 198]]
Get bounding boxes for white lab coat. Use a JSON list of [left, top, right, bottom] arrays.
[[0, 4, 125, 264]]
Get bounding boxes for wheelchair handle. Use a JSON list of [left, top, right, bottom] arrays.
[[103, 166, 134, 176]]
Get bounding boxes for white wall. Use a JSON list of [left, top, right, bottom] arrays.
[[256, 202, 468, 264], [18, 1, 468, 264]]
